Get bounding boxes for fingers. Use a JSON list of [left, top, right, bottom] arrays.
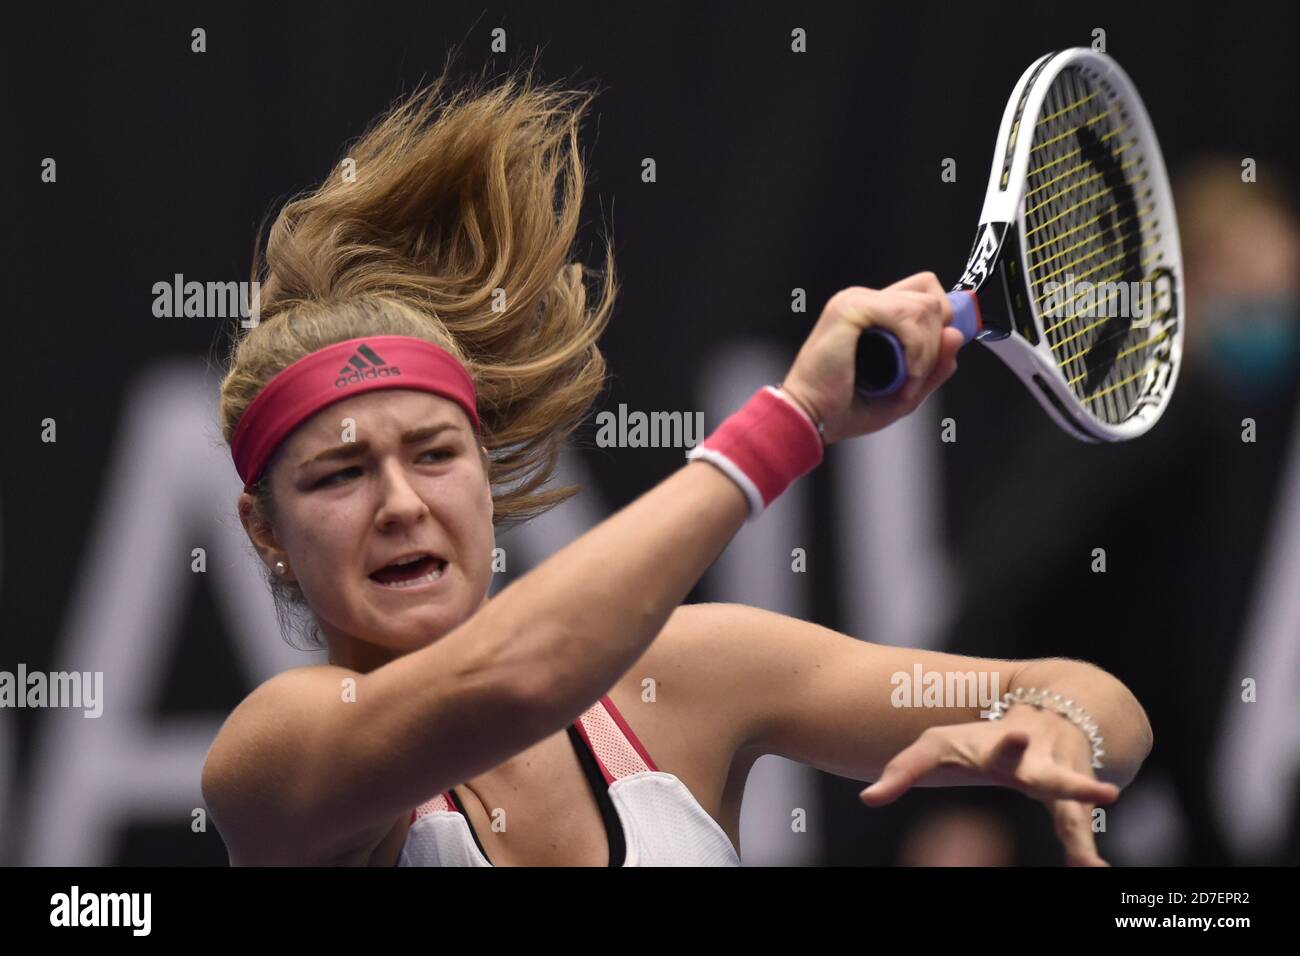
[[986, 730, 1032, 774], [1065, 776, 1118, 806], [829, 287, 949, 392], [884, 271, 946, 298], [791, 274, 961, 442], [986, 730, 1115, 866], [1032, 768, 1121, 806], [979, 728, 1120, 806], [859, 733, 945, 807], [891, 291, 944, 385], [821, 282, 956, 395], [930, 326, 964, 385], [897, 326, 963, 405], [1052, 800, 1110, 867], [994, 757, 1121, 806]]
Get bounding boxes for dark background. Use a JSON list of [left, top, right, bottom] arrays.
[[3, 1, 1298, 866]]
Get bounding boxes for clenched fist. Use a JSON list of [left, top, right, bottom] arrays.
[[780, 272, 964, 445]]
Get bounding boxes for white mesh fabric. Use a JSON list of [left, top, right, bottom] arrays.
[[398, 814, 491, 867], [609, 773, 741, 866], [398, 697, 741, 865], [398, 773, 741, 867]]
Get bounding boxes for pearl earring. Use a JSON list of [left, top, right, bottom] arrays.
[[275, 560, 287, 576]]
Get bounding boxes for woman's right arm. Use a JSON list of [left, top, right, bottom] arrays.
[[203, 460, 749, 863], [201, 272, 962, 864]]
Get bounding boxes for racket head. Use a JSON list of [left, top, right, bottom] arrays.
[[959, 48, 1184, 442]]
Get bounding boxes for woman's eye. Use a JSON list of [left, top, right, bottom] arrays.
[[313, 450, 450, 488], [318, 466, 361, 487]]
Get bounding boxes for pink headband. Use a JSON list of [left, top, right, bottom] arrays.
[[231, 335, 481, 491]]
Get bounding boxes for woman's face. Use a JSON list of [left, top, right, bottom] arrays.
[[241, 389, 495, 661]]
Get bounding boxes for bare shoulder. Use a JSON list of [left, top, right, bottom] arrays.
[[202, 664, 368, 865], [204, 664, 356, 771]]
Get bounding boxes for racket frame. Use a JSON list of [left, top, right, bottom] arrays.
[[958, 48, 1185, 442]]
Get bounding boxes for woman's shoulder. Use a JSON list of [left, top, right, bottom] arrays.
[[202, 663, 366, 864], [212, 664, 358, 744]]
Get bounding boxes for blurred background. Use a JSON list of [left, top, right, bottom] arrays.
[[2, 1, 1297, 866]]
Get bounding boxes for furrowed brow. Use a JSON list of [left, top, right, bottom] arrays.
[[297, 422, 461, 470]]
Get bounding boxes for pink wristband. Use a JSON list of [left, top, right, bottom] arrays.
[[685, 386, 825, 520]]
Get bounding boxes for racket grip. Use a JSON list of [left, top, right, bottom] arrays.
[[853, 290, 982, 400]]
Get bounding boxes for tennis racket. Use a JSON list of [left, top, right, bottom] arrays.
[[853, 47, 1183, 441]]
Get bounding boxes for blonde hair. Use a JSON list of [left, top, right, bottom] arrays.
[[215, 61, 616, 647]]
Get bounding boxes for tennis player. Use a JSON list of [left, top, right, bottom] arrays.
[[202, 68, 1152, 867]]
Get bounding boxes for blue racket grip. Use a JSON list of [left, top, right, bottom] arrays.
[[853, 290, 983, 400]]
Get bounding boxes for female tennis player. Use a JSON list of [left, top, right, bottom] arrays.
[[202, 67, 1152, 867]]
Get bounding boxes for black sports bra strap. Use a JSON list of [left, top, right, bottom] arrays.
[[567, 724, 627, 867], [448, 725, 627, 867]]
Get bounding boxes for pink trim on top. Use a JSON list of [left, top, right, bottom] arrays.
[[570, 714, 613, 786], [411, 791, 456, 823], [599, 694, 660, 773], [408, 694, 657, 819], [573, 695, 657, 786]]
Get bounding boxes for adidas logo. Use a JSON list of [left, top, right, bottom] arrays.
[[335, 343, 402, 388]]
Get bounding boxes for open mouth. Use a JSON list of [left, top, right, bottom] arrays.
[[369, 555, 448, 589]]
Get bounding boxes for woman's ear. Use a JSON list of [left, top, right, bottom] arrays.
[[477, 447, 495, 523], [237, 491, 286, 570]]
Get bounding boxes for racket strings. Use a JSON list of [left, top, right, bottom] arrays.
[[1034, 231, 1159, 304], [1026, 125, 1131, 179], [1034, 89, 1101, 126], [1022, 66, 1166, 425], [1028, 106, 1119, 155], [1062, 327, 1173, 387], [1023, 139, 1137, 203], [1027, 203, 1155, 269], [1024, 201, 1156, 257], [1052, 287, 1170, 359], [1023, 179, 1151, 239], [1022, 130, 1121, 182], [1024, 159, 1145, 217]]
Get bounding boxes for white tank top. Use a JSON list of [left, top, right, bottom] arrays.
[[397, 694, 741, 866]]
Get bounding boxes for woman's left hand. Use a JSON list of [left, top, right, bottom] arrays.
[[858, 705, 1120, 866]]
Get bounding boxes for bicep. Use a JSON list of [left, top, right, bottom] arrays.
[[680, 603, 1028, 782]]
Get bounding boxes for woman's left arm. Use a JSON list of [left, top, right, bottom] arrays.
[[662, 602, 1151, 783], [652, 601, 1154, 865]]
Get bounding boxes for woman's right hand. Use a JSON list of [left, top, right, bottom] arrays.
[[779, 271, 964, 445]]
